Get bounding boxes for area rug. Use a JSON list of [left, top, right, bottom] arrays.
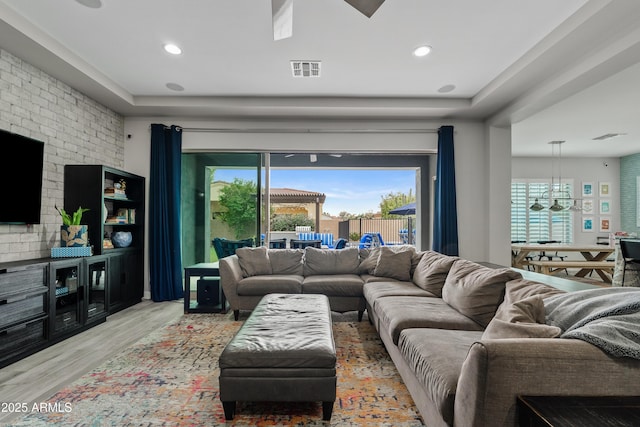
[[7, 312, 424, 426]]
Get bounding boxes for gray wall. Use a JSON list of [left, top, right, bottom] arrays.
[[511, 157, 621, 245]]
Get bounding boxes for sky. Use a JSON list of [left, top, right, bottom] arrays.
[[213, 168, 416, 216]]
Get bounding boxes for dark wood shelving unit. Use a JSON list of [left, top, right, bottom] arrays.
[[64, 165, 145, 312]]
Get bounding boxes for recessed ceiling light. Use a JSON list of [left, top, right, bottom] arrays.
[[413, 45, 432, 57], [438, 84, 456, 93], [166, 83, 184, 91], [164, 44, 182, 55], [75, 0, 102, 8]]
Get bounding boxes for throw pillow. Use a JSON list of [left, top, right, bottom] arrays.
[[358, 247, 380, 274], [482, 295, 562, 339], [235, 246, 272, 277], [268, 249, 304, 275], [441, 259, 522, 327], [373, 246, 412, 281], [303, 246, 360, 276], [412, 251, 458, 296]]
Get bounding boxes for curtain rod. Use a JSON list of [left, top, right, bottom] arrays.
[[175, 127, 438, 134]]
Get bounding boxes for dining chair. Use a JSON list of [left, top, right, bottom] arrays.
[[619, 239, 640, 286]]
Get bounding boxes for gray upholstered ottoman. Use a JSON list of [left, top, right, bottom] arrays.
[[219, 293, 337, 420]]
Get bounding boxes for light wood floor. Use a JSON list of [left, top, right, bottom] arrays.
[[0, 299, 184, 424]]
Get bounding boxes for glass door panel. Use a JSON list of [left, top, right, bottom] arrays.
[[86, 259, 107, 321], [51, 262, 81, 336], [181, 152, 262, 268]]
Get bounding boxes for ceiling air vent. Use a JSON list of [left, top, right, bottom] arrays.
[[592, 133, 626, 141], [291, 60, 321, 78]]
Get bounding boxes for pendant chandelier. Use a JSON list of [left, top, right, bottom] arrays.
[[529, 140, 579, 211]]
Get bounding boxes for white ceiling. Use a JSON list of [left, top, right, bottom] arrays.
[[1, 0, 639, 157]]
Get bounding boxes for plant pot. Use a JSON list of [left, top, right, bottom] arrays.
[[60, 225, 88, 247]]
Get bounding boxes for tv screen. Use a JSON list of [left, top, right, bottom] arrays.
[[0, 129, 44, 224]]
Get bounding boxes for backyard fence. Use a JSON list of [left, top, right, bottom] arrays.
[[339, 218, 415, 245]]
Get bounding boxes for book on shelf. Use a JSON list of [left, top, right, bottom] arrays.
[[105, 215, 128, 224], [104, 187, 127, 198], [128, 208, 136, 224]]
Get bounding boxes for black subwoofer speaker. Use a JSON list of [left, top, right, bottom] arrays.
[[197, 279, 220, 306]]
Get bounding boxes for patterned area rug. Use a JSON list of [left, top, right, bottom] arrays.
[[7, 312, 424, 426]]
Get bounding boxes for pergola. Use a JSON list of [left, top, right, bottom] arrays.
[[269, 188, 326, 231]]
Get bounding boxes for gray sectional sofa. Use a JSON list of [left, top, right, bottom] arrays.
[[219, 245, 640, 426]]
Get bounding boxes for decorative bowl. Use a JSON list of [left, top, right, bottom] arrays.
[[111, 231, 132, 248]]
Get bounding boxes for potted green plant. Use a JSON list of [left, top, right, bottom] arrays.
[[56, 205, 90, 247]]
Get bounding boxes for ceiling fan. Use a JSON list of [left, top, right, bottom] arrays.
[[272, 0, 386, 40], [284, 153, 343, 162]]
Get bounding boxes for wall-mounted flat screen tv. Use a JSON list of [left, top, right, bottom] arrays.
[[0, 129, 44, 224]]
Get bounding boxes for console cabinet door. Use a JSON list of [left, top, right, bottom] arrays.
[[49, 259, 83, 338], [85, 257, 108, 324]]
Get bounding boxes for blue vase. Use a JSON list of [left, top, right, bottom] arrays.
[[111, 231, 132, 248]]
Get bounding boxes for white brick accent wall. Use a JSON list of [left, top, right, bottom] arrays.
[[0, 49, 125, 263]]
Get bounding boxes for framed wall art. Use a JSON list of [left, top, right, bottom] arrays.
[[599, 199, 611, 214], [582, 199, 594, 213], [582, 216, 594, 232], [599, 217, 611, 232], [582, 182, 593, 197], [599, 182, 611, 197]]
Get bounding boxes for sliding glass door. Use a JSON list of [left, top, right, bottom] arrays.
[[181, 153, 262, 266]]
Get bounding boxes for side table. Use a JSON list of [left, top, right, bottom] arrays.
[[183, 262, 227, 313], [518, 395, 640, 427]]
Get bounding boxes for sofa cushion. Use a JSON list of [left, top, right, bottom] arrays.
[[236, 275, 303, 296], [268, 248, 304, 275], [482, 295, 562, 339], [236, 246, 272, 277], [412, 251, 458, 297], [303, 247, 360, 276], [373, 246, 413, 281], [302, 274, 364, 297], [358, 247, 379, 274], [358, 245, 419, 276], [441, 259, 522, 327], [360, 274, 402, 283], [502, 278, 566, 301], [399, 328, 484, 426], [481, 279, 565, 339], [375, 295, 483, 345], [363, 281, 435, 308]]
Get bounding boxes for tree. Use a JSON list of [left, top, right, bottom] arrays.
[[379, 190, 415, 218], [270, 214, 315, 231], [218, 178, 257, 238]]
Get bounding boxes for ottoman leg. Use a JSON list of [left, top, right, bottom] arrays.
[[222, 401, 236, 420], [233, 309, 239, 321], [322, 401, 334, 421]]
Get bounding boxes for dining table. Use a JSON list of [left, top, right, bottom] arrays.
[[511, 243, 616, 282]]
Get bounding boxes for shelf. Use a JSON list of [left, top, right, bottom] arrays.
[[103, 196, 137, 203]]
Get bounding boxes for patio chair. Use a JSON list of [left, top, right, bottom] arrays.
[[619, 239, 640, 286], [291, 239, 321, 249], [333, 238, 347, 250], [269, 238, 287, 249], [213, 237, 254, 259]]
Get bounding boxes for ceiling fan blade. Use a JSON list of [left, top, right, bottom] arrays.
[[272, 0, 293, 41], [343, 0, 386, 18]]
